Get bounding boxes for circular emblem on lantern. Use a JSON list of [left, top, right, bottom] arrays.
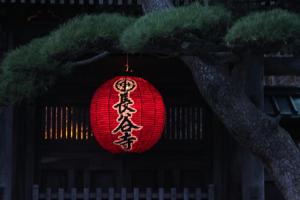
[[90, 76, 166, 153]]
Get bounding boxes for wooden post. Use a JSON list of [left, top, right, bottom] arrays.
[[227, 54, 265, 200], [133, 188, 139, 200], [83, 188, 89, 200], [46, 188, 52, 200], [121, 188, 126, 200], [170, 188, 176, 200], [183, 188, 189, 200], [145, 188, 152, 200], [68, 170, 75, 189], [195, 188, 202, 200], [158, 188, 164, 200], [96, 188, 102, 200], [70, 188, 77, 200], [25, 106, 37, 200], [58, 188, 64, 200], [32, 185, 39, 200], [0, 106, 15, 200], [208, 185, 215, 200], [242, 54, 265, 200], [0, 108, 4, 199], [108, 187, 114, 200], [83, 170, 90, 189], [212, 115, 225, 200]]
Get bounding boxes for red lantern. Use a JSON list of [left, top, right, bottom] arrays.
[[90, 76, 166, 153]]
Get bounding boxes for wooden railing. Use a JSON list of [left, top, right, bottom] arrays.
[[41, 105, 205, 141], [163, 106, 204, 140], [0, 0, 290, 7], [33, 185, 215, 200], [0, 0, 294, 11]]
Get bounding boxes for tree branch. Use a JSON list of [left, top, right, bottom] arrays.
[[139, 35, 227, 56], [182, 56, 300, 200], [69, 51, 110, 67], [63, 43, 300, 77], [136, 0, 300, 198]]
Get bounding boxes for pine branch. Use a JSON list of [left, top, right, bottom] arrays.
[[69, 51, 110, 67]]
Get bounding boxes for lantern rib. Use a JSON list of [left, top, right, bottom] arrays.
[[90, 76, 165, 153], [144, 81, 157, 151], [108, 79, 117, 153], [135, 77, 143, 152]]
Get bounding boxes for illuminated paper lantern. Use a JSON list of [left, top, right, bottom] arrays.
[[90, 76, 166, 153]]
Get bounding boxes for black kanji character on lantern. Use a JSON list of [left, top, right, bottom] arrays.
[[113, 132, 137, 150], [112, 116, 141, 134], [112, 77, 142, 151], [113, 92, 136, 120], [114, 78, 136, 93]]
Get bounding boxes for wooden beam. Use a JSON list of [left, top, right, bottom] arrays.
[[24, 106, 37, 200], [0, 106, 15, 200], [264, 57, 300, 75]]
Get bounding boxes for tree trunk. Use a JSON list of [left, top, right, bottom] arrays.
[[182, 56, 300, 200], [141, 1, 300, 199]]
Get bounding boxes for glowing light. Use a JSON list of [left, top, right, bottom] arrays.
[[55, 107, 58, 140], [65, 106, 69, 139], [60, 107, 63, 139], [44, 106, 48, 140], [50, 107, 53, 140], [90, 76, 166, 154]]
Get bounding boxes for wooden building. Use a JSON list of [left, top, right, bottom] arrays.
[[0, 1, 299, 200]]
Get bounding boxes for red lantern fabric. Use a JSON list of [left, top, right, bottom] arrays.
[[90, 76, 166, 153]]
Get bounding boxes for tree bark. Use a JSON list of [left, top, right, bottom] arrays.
[[182, 56, 300, 200], [141, 1, 300, 199]]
